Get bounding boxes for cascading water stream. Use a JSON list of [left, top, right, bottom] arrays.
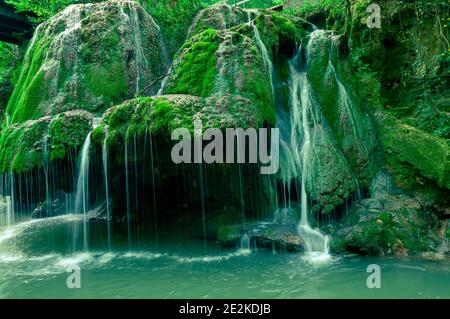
[[8, 173, 15, 227], [42, 133, 52, 217], [74, 118, 101, 251], [250, 21, 331, 261], [125, 134, 132, 249], [288, 37, 330, 262], [194, 117, 207, 251], [102, 126, 112, 249]]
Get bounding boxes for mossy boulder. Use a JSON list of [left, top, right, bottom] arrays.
[[187, 2, 251, 38], [0, 110, 92, 173], [375, 111, 450, 191], [138, 0, 203, 58], [308, 126, 356, 214], [218, 221, 304, 252], [6, 0, 169, 124], [102, 93, 264, 142], [330, 194, 446, 256], [164, 25, 279, 125]]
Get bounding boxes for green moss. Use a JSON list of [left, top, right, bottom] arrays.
[[48, 112, 91, 161], [0, 110, 93, 173], [332, 202, 441, 256], [165, 29, 219, 97], [139, 0, 203, 57], [91, 125, 106, 146], [6, 33, 50, 124], [85, 61, 129, 110], [378, 113, 450, 190], [150, 98, 176, 134], [254, 11, 305, 59], [0, 119, 49, 172]]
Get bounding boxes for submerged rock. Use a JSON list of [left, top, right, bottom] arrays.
[[6, 0, 169, 124], [218, 208, 304, 252]]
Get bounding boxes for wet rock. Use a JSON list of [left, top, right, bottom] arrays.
[[7, 0, 169, 124], [218, 208, 304, 252], [0, 110, 92, 173], [370, 171, 396, 197], [330, 194, 446, 257], [31, 191, 69, 219], [187, 3, 251, 38]]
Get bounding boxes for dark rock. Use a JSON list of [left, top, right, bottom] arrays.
[[218, 208, 304, 252], [330, 194, 446, 257]]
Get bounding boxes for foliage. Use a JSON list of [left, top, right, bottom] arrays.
[[0, 43, 23, 122], [202, 0, 282, 8], [5, 0, 103, 24]]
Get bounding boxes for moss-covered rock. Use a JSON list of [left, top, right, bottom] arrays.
[[0, 43, 23, 123], [101, 93, 264, 145], [218, 221, 304, 252], [330, 193, 446, 256], [305, 30, 377, 186], [254, 10, 310, 60], [6, 0, 169, 124], [187, 2, 251, 38], [139, 0, 203, 58], [0, 110, 92, 173], [375, 111, 450, 191], [164, 25, 278, 125], [48, 110, 92, 161]]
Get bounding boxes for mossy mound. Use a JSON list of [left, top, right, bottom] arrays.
[[330, 194, 446, 256], [100, 93, 264, 145], [6, 0, 169, 124], [375, 111, 450, 191], [164, 26, 279, 125], [187, 2, 251, 38], [0, 110, 92, 173], [308, 126, 355, 214], [139, 0, 203, 58]]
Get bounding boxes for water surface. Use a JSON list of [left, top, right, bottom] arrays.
[[0, 215, 448, 299]]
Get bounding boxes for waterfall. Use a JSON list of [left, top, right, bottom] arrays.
[[6, 173, 15, 227], [102, 126, 112, 249], [125, 138, 132, 249], [74, 118, 100, 251], [194, 117, 207, 251], [249, 20, 275, 98], [42, 133, 52, 217], [236, 130, 246, 226], [119, 2, 149, 94], [6, 195, 13, 227], [250, 20, 331, 261], [240, 233, 251, 251], [148, 129, 158, 243], [289, 36, 330, 262]]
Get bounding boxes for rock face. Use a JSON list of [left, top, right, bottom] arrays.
[[6, 0, 169, 124]]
